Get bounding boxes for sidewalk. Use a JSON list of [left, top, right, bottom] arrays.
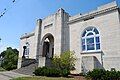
[[0, 71, 30, 80]]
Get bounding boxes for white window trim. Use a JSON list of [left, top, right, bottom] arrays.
[[81, 27, 101, 53], [24, 42, 30, 58]]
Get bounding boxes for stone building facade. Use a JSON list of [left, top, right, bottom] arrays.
[[17, 1, 120, 74]]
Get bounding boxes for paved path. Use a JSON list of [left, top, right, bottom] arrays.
[[0, 71, 30, 80]]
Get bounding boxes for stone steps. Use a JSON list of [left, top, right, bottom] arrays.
[[13, 62, 38, 75]]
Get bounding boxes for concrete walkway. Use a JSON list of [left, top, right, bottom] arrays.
[[0, 71, 30, 80]]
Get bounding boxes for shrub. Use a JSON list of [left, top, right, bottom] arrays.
[[60, 69, 70, 77], [33, 66, 70, 77], [33, 51, 75, 77], [33, 66, 61, 77], [85, 69, 120, 80], [48, 68, 61, 77], [52, 51, 76, 70], [33, 66, 45, 76]]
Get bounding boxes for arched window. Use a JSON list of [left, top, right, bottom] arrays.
[[82, 27, 100, 52]]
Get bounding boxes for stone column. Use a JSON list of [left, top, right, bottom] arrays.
[[38, 56, 46, 67], [49, 43, 53, 58], [17, 57, 22, 69], [34, 19, 42, 62]]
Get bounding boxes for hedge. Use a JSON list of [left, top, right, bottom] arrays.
[[85, 69, 120, 80], [33, 66, 70, 77]]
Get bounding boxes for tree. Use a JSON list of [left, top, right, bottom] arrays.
[[52, 51, 76, 70], [0, 47, 19, 70]]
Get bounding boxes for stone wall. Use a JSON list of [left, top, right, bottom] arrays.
[[18, 1, 120, 74], [69, 1, 120, 73]]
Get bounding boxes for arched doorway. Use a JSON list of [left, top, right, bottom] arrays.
[[41, 33, 54, 67]]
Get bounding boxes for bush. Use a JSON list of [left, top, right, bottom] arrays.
[[33, 51, 75, 77], [52, 51, 76, 70], [33, 66, 70, 77], [85, 69, 120, 80], [60, 69, 70, 77], [48, 68, 61, 77], [33, 66, 61, 77]]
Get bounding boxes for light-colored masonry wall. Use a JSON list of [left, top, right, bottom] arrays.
[[18, 8, 70, 68], [17, 32, 36, 68], [19, 33, 36, 58], [40, 9, 69, 56], [18, 1, 120, 73], [69, 1, 120, 73], [38, 9, 70, 67]]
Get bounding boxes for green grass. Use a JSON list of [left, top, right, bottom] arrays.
[[11, 76, 75, 80]]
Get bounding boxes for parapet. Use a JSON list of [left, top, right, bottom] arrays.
[[69, 1, 118, 24], [98, 1, 117, 10], [20, 31, 35, 39]]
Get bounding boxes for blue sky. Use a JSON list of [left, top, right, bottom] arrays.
[[0, 0, 120, 52]]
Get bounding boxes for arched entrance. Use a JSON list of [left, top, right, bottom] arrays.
[[41, 33, 54, 67]]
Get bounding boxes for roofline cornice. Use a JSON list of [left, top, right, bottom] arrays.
[[20, 32, 35, 39], [68, 6, 119, 24]]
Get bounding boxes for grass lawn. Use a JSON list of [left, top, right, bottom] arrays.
[[11, 76, 75, 80]]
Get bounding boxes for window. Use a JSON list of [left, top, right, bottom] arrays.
[[82, 27, 100, 52], [24, 42, 30, 58]]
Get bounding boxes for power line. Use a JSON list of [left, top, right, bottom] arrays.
[[0, 0, 21, 18]]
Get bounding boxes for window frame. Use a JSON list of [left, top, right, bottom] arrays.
[[81, 27, 101, 53], [24, 42, 30, 58]]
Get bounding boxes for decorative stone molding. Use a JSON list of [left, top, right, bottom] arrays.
[[20, 32, 35, 39], [81, 51, 103, 54], [68, 6, 119, 24]]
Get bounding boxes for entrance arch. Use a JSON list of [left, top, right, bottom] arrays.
[[41, 33, 54, 67]]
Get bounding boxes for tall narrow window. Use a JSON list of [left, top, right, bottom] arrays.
[[82, 27, 100, 52], [25, 42, 30, 58]]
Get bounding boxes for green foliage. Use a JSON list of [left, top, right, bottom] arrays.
[[60, 69, 70, 77], [1, 47, 19, 70], [33, 66, 60, 77], [33, 51, 75, 77], [33, 66, 70, 77], [52, 51, 76, 70], [85, 69, 120, 80]]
